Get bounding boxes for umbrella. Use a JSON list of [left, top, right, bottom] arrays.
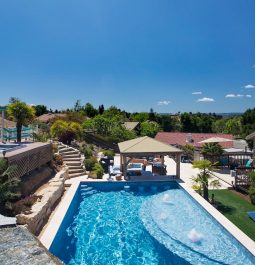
[[198, 137, 233, 144]]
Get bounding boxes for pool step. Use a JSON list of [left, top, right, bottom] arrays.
[[81, 190, 97, 197]]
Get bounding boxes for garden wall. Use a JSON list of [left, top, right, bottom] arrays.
[[16, 168, 68, 235]]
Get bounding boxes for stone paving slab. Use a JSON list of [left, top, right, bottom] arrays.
[[0, 214, 16, 228], [0, 226, 59, 265]]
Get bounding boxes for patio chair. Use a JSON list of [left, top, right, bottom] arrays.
[[245, 159, 253, 167], [247, 212, 255, 222]]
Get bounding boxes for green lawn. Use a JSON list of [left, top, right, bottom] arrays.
[[209, 190, 255, 241]]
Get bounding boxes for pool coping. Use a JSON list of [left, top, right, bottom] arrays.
[[39, 180, 80, 249], [39, 179, 255, 258]]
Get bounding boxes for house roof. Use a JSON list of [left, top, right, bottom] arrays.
[[246, 132, 255, 141], [155, 132, 234, 148], [36, 113, 66, 123], [118, 136, 182, 154], [0, 117, 16, 128], [123, 122, 140, 131]]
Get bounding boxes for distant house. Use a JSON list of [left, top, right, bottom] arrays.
[[155, 132, 234, 149], [123, 122, 140, 134], [0, 117, 16, 128], [36, 113, 67, 123]]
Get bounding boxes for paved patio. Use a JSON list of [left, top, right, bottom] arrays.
[[164, 156, 232, 189], [109, 154, 232, 189]]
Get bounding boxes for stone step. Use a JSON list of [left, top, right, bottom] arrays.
[[68, 165, 84, 170], [63, 157, 82, 162], [69, 168, 85, 174], [69, 172, 87, 179], [59, 150, 79, 155], [64, 161, 82, 166], [58, 145, 67, 150], [59, 147, 73, 152], [61, 154, 81, 159]]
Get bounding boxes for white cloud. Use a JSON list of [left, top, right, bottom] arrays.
[[192, 91, 202, 95], [225, 94, 236, 98], [197, 97, 215, 102], [225, 94, 252, 98], [157, 100, 171, 106], [244, 84, 255, 89]]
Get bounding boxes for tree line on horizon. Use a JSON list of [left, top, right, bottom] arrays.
[[1, 98, 255, 145]]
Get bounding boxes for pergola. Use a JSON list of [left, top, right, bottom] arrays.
[[118, 136, 183, 179]]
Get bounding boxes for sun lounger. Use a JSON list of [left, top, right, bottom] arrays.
[[248, 212, 255, 221]]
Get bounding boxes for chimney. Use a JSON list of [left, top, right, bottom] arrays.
[[186, 133, 193, 143]]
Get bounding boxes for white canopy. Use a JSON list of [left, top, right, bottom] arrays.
[[198, 137, 233, 144]]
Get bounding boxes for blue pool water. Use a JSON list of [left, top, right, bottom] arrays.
[[50, 182, 255, 265]]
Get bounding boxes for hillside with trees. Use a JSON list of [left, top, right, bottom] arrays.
[[3, 98, 255, 145]]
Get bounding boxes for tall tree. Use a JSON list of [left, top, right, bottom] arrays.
[[74, 99, 82, 112], [7, 100, 35, 142], [98, 104, 105, 115], [149, 108, 156, 121], [33, 105, 48, 116], [84, 103, 98, 118], [140, 121, 161, 137]]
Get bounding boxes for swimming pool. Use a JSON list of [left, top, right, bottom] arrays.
[[49, 182, 255, 265]]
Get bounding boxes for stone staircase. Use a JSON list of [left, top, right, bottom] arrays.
[[58, 143, 87, 179]]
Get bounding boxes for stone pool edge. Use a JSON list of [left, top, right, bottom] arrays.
[[179, 181, 255, 257], [39, 180, 80, 249]]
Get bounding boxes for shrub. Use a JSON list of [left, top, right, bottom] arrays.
[[82, 146, 93, 158], [54, 154, 63, 166], [50, 120, 82, 144], [34, 132, 50, 142], [52, 143, 58, 154], [0, 159, 20, 215], [84, 157, 97, 171], [102, 149, 115, 158], [92, 163, 104, 179], [13, 195, 42, 215]]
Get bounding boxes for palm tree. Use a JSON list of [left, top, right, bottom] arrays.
[[192, 160, 221, 201], [7, 100, 35, 142], [201, 143, 223, 164]]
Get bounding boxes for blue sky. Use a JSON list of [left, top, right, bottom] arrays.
[[0, 0, 254, 113]]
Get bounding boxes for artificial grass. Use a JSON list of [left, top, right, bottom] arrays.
[[209, 189, 255, 242]]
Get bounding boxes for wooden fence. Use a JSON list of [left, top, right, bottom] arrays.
[[6, 143, 53, 179], [235, 166, 255, 192]]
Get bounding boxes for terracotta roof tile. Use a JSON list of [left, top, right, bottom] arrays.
[[155, 132, 234, 148]]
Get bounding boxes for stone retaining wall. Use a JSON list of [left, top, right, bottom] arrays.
[[20, 165, 55, 196], [16, 168, 68, 235]]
